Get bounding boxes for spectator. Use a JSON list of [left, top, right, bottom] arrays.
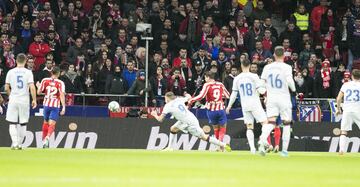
[[172, 48, 192, 68], [60, 64, 83, 93], [45, 30, 61, 64], [96, 58, 113, 94], [66, 37, 87, 65], [332, 64, 349, 97], [18, 20, 34, 52], [55, 9, 73, 49], [235, 17, 249, 52], [127, 70, 155, 106], [189, 60, 205, 95], [279, 22, 301, 53], [28, 32, 51, 71], [1, 40, 15, 71], [287, 52, 301, 73], [245, 19, 264, 52], [314, 59, 332, 98], [114, 28, 127, 50], [294, 71, 311, 98], [37, 59, 53, 83], [261, 28, 276, 51], [299, 41, 314, 68], [148, 52, 162, 78], [334, 16, 349, 66], [105, 65, 127, 104], [150, 66, 168, 106], [249, 0, 269, 24], [122, 60, 137, 89], [221, 35, 237, 57], [205, 16, 219, 36], [223, 65, 238, 93], [84, 63, 97, 94], [320, 9, 337, 61], [193, 46, 211, 69], [201, 35, 219, 60], [262, 17, 278, 39], [291, 4, 309, 35], [282, 38, 293, 62], [37, 8, 53, 33], [250, 62, 259, 75], [179, 9, 201, 46], [92, 28, 105, 54], [251, 40, 272, 61], [173, 33, 191, 55], [89, 10, 103, 34], [301, 68, 314, 98], [348, 17, 360, 70], [311, 0, 328, 44], [167, 68, 187, 96]]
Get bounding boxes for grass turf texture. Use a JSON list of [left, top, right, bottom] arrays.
[[0, 148, 359, 187]]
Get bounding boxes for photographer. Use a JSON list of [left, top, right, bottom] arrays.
[[167, 68, 187, 96]]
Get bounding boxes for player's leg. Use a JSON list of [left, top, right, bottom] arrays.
[[167, 123, 181, 150], [280, 106, 292, 157], [6, 103, 19, 149], [196, 127, 231, 152], [217, 110, 227, 142], [339, 112, 352, 154], [273, 126, 281, 152], [244, 111, 256, 154], [17, 103, 31, 149], [44, 107, 60, 148], [207, 110, 219, 139]]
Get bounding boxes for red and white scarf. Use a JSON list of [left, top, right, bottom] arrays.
[[321, 68, 331, 89]]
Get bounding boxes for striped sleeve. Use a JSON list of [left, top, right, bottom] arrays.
[[189, 83, 209, 102]]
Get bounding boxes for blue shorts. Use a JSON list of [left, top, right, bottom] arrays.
[[207, 110, 227, 125], [43, 106, 60, 121]]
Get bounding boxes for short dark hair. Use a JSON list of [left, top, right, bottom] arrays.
[[205, 71, 215, 79], [352, 69, 360, 80], [274, 46, 285, 57], [241, 59, 251, 67], [52, 66, 61, 75]]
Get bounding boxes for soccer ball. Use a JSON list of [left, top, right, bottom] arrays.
[[108, 101, 120, 112]]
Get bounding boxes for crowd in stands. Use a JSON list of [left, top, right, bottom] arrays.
[[0, 0, 358, 107]]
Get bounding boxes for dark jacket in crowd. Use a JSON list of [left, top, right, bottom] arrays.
[[105, 73, 128, 94]]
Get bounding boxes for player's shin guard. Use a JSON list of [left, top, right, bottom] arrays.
[[219, 127, 226, 141], [339, 135, 347, 153], [207, 136, 225, 147], [274, 127, 281, 146], [246, 129, 255, 151], [282, 125, 291, 152], [47, 125, 56, 138], [42, 122, 49, 140], [259, 123, 274, 145], [214, 128, 219, 139], [9, 124, 18, 147]]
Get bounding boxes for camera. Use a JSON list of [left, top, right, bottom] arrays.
[[136, 23, 152, 34]]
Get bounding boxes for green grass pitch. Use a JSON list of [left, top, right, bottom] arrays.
[[0, 148, 359, 187]]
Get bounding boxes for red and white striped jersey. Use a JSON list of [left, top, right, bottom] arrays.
[[39, 78, 65, 108], [189, 81, 230, 111]]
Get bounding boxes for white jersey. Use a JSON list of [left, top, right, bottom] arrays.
[[162, 97, 198, 125], [232, 72, 263, 111], [5, 67, 34, 104], [340, 81, 360, 111], [261, 62, 293, 105]]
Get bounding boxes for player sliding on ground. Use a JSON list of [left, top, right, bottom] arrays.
[[5, 53, 37, 150], [258, 46, 296, 157], [188, 71, 230, 151], [226, 59, 269, 154], [151, 92, 231, 152], [37, 67, 66, 148], [336, 69, 360, 155]]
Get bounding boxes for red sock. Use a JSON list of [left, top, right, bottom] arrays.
[[274, 127, 281, 146], [219, 127, 226, 141], [42, 122, 49, 140], [214, 128, 219, 139], [267, 135, 272, 145], [47, 125, 56, 138]]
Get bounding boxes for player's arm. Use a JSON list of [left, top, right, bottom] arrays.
[[152, 113, 166, 122], [226, 90, 238, 114], [4, 83, 10, 96], [29, 83, 37, 109], [336, 91, 344, 115], [60, 83, 66, 115], [189, 83, 209, 103], [37, 79, 45, 95], [222, 84, 230, 99], [286, 67, 296, 92]]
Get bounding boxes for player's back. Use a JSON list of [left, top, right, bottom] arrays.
[[234, 72, 262, 111], [204, 81, 229, 111], [40, 78, 65, 108], [341, 81, 360, 111], [164, 97, 198, 124], [6, 67, 34, 104], [261, 62, 293, 104]]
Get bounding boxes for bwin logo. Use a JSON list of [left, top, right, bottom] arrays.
[[22, 131, 98, 149], [147, 126, 231, 150]]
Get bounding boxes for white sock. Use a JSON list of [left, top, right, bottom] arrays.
[[282, 125, 291, 152], [339, 135, 347, 153], [168, 133, 176, 148], [246, 129, 255, 151], [9, 124, 18, 147], [259, 124, 274, 145], [209, 136, 225, 147], [17, 125, 27, 147]]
